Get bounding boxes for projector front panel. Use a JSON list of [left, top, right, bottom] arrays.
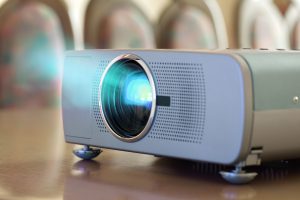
[[63, 50, 252, 164]]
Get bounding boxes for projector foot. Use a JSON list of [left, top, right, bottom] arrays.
[[220, 147, 263, 184], [73, 145, 102, 160], [220, 166, 257, 184]]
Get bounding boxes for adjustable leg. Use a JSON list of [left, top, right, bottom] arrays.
[[220, 163, 258, 184], [220, 147, 263, 184], [73, 145, 102, 160]]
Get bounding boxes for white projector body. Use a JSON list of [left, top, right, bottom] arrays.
[[62, 50, 300, 183]]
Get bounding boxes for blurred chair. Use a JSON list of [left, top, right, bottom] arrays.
[[156, 0, 228, 49], [0, 0, 74, 108], [285, 0, 300, 49], [274, 0, 293, 15], [238, 0, 289, 49], [84, 0, 155, 49]]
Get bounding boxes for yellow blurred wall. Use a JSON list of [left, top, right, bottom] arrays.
[[217, 0, 240, 48]]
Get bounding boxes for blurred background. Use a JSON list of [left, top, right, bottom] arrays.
[[0, 0, 299, 108]]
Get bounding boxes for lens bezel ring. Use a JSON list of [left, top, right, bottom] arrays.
[[99, 54, 156, 142]]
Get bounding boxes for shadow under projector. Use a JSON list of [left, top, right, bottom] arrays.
[[62, 49, 300, 184]]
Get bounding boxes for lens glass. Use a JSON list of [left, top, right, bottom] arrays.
[[101, 59, 153, 138]]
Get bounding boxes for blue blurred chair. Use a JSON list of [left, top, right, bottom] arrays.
[[0, 0, 74, 108]]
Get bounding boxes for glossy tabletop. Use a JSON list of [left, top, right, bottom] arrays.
[[0, 108, 300, 200]]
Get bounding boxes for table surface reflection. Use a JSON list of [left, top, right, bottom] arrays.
[[0, 108, 299, 200]]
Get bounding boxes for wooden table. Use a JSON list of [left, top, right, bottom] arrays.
[[0, 109, 299, 200]]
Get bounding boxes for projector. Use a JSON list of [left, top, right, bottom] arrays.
[[62, 49, 300, 184]]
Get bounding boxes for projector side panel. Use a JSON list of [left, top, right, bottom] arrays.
[[239, 52, 300, 161], [62, 54, 95, 144]]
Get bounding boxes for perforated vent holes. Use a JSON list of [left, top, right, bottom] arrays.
[[148, 62, 206, 144], [92, 60, 110, 133], [92, 60, 206, 144]]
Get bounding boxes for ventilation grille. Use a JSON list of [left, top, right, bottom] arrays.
[[92, 60, 110, 134], [92, 60, 206, 144], [148, 62, 206, 144]]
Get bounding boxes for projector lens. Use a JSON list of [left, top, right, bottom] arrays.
[[100, 55, 156, 141]]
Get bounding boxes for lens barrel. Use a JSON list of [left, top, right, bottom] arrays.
[[100, 55, 156, 142]]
